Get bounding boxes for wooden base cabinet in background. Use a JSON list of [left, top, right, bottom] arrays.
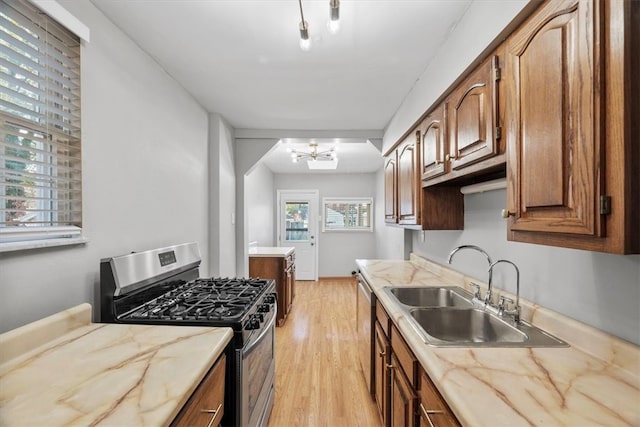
[[249, 251, 296, 326], [172, 354, 226, 427]]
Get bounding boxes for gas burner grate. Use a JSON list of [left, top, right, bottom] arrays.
[[122, 277, 272, 323]]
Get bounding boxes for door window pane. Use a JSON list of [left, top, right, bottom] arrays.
[[285, 201, 308, 241]]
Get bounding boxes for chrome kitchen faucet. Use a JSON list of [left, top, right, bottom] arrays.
[[447, 245, 494, 305], [489, 259, 521, 324]]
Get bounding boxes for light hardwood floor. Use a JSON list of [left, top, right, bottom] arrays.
[[268, 278, 382, 427]]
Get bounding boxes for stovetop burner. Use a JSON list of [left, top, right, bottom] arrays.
[[123, 277, 272, 322]]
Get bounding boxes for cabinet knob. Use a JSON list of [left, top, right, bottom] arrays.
[[501, 209, 515, 218]]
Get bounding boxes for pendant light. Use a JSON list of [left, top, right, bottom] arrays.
[[298, 0, 311, 51], [328, 0, 340, 34]]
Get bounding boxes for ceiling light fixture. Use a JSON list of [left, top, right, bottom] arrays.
[[287, 142, 338, 166], [298, 0, 311, 51], [328, 0, 340, 34]]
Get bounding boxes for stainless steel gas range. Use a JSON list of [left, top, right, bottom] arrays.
[[98, 242, 276, 427]]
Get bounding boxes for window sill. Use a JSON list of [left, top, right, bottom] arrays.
[[0, 237, 89, 253]]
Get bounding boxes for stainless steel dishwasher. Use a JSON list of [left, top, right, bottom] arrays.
[[356, 272, 375, 396]]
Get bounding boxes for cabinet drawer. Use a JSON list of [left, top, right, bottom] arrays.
[[418, 367, 459, 427], [172, 353, 226, 427], [376, 301, 390, 337], [391, 324, 417, 386]]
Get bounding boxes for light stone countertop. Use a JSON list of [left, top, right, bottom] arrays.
[[0, 304, 233, 426], [248, 246, 295, 257], [356, 255, 640, 427]]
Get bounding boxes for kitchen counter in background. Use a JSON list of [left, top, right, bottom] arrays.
[[0, 304, 233, 426], [357, 255, 640, 426], [248, 246, 295, 257]]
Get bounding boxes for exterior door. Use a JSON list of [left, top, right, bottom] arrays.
[[278, 190, 318, 281]]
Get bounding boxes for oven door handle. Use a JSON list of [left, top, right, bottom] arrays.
[[244, 310, 276, 354]]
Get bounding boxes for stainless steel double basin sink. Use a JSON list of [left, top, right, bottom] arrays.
[[383, 286, 567, 347]]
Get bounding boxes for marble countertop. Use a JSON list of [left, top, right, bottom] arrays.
[[248, 246, 295, 257], [357, 255, 640, 426], [0, 304, 233, 426]]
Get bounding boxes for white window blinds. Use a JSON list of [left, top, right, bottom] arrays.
[[0, 0, 82, 241], [323, 198, 373, 232]]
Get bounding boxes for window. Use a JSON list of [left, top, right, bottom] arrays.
[[0, 0, 82, 249], [323, 197, 373, 232], [284, 201, 309, 241]]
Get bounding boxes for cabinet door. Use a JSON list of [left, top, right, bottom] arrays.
[[421, 103, 448, 181], [418, 368, 459, 427], [172, 354, 225, 427], [397, 130, 421, 225], [384, 153, 398, 224], [374, 322, 390, 425], [390, 353, 417, 427], [448, 55, 500, 171], [505, 0, 602, 237]]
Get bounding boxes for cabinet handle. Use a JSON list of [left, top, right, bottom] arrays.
[[501, 209, 515, 218], [434, 158, 443, 165], [420, 403, 444, 427], [379, 350, 386, 357], [386, 363, 395, 370], [445, 153, 458, 162], [201, 403, 223, 427]]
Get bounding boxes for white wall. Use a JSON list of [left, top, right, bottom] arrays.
[[273, 173, 377, 277], [0, 1, 210, 333], [234, 138, 280, 276], [246, 164, 275, 247], [208, 114, 236, 277], [378, 0, 640, 345]]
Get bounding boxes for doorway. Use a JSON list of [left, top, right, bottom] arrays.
[[277, 190, 318, 281]]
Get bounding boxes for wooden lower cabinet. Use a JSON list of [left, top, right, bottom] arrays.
[[172, 353, 226, 427], [249, 252, 296, 326], [418, 367, 459, 427], [390, 352, 417, 427], [373, 302, 460, 427], [374, 321, 390, 426]]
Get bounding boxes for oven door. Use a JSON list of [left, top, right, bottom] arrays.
[[241, 313, 276, 427]]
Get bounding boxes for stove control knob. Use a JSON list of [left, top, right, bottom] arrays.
[[258, 303, 270, 313], [247, 316, 261, 330], [264, 294, 276, 304], [256, 313, 264, 322]]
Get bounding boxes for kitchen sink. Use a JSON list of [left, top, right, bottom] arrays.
[[410, 308, 527, 343], [407, 307, 567, 347], [383, 285, 567, 348], [384, 286, 473, 308]]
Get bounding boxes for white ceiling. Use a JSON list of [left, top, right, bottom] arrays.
[[88, 0, 473, 173]]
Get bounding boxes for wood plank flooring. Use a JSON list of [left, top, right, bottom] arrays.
[[268, 278, 382, 427]]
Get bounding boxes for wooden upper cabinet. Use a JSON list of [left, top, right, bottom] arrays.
[[505, 0, 601, 237], [448, 54, 501, 171], [420, 103, 448, 181], [397, 130, 421, 225], [384, 152, 398, 224], [504, 0, 639, 253]]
